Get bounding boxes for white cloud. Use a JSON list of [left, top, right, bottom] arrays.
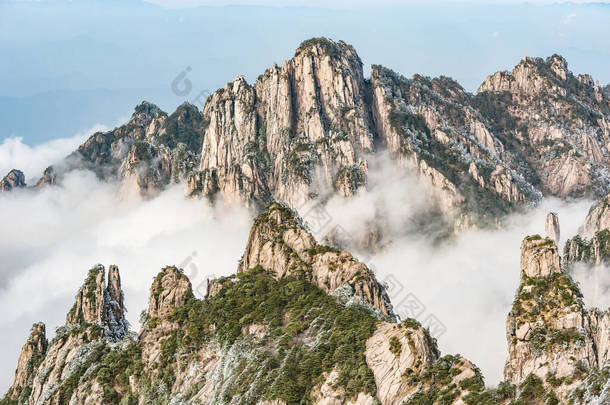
[[0, 151, 599, 393], [298, 154, 593, 385], [366, 198, 591, 386], [0, 125, 109, 183], [571, 263, 610, 310], [0, 172, 253, 393]]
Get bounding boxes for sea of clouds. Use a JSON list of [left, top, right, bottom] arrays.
[[0, 135, 606, 393]]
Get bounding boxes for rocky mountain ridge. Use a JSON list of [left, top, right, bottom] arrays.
[[3, 38, 610, 236], [3, 205, 610, 405]]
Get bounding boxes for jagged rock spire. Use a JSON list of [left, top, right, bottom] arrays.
[[239, 202, 394, 317], [0, 169, 26, 191], [6, 323, 47, 401], [103, 265, 129, 340], [66, 265, 105, 325], [66, 264, 129, 341], [505, 235, 602, 401], [544, 212, 560, 243]]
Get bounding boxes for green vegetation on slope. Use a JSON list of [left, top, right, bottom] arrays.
[[167, 266, 379, 403]]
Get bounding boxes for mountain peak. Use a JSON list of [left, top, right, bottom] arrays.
[[504, 233, 607, 400], [66, 264, 128, 341], [295, 37, 356, 58], [546, 53, 568, 80], [130, 101, 165, 127], [477, 54, 575, 95], [0, 169, 26, 191], [239, 202, 394, 317], [147, 266, 193, 320]]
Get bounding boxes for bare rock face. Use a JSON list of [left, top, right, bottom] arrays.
[[586, 309, 610, 367], [365, 319, 483, 405], [66, 265, 106, 325], [147, 265, 193, 320], [65, 264, 129, 341], [544, 212, 560, 243], [186, 38, 556, 232], [477, 55, 610, 199], [238, 202, 394, 316], [104, 265, 129, 340], [35, 166, 57, 188], [0, 169, 26, 191], [140, 266, 194, 371], [187, 38, 374, 209], [369, 65, 540, 228], [60, 101, 204, 195], [9, 265, 129, 405], [581, 193, 610, 238], [364, 321, 438, 404], [5, 323, 47, 402], [505, 235, 607, 401], [519, 236, 562, 278]]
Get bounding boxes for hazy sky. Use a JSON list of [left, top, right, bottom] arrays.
[[144, 0, 603, 7], [1, 0, 609, 146]]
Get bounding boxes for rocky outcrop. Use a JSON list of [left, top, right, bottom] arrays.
[[0, 169, 26, 191], [3, 206, 493, 405], [477, 55, 610, 199], [238, 202, 394, 316], [505, 234, 610, 401], [187, 38, 374, 209], [20, 39, 610, 237], [564, 194, 610, 266], [586, 309, 610, 368], [4, 323, 47, 402], [519, 235, 562, 278], [364, 321, 438, 404], [35, 101, 205, 195], [187, 39, 550, 229], [545, 212, 560, 243], [3, 265, 129, 405], [139, 266, 194, 371], [369, 65, 541, 228], [147, 266, 193, 320], [35, 166, 57, 188], [66, 264, 129, 341], [364, 320, 484, 405], [581, 193, 610, 238]]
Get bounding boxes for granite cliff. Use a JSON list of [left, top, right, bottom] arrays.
[[18, 39, 610, 235]]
